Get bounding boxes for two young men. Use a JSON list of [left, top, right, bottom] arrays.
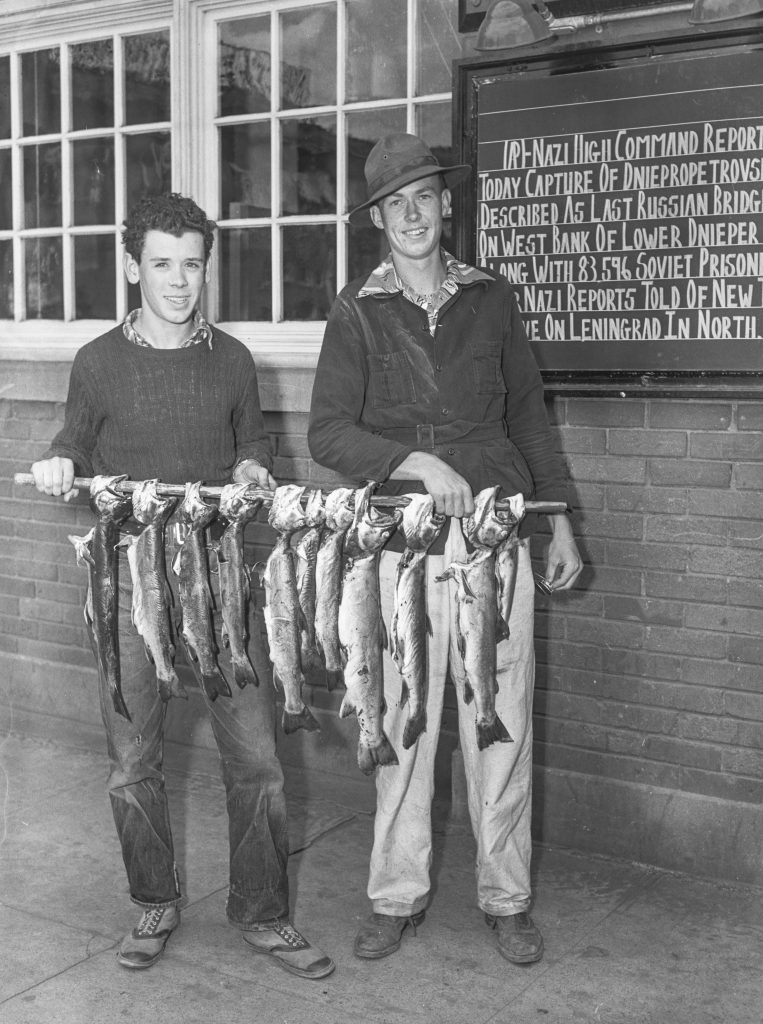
[[31, 193, 333, 980]]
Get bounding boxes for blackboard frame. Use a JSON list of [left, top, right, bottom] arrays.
[[454, 27, 763, 396]]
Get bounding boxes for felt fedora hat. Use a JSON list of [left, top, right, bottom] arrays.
[[348, 133, 471, 225]]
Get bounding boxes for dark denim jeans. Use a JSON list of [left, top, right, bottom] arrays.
[[94, 537, 289, 927]]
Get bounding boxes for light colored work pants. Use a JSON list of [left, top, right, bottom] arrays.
[[369, 525, 535, 918]]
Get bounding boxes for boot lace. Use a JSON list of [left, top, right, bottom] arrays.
[[136, 907, 169, 937]]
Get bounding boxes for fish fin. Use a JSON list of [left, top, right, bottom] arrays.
[[282, 704, 320, 735], [476, 715, 513, 751], [233, 654, 259, 689], [463, 677, 475, 705], [171, 549, 182, 577], [425, 614, 433, 637], [325, 667, 345, 692], [201, 671, 232, 701], [339, 693, 356, 718], [402, 709, 427, 750], [168, 673, 188, 701], [399, 680, 410, 708], [110, 685, 132, 722], [357, 733, 399, 775], [496, 614, 510, 642], [380, 617, 389, 650], [434, 568, 452, 584], [461, 576, 478, 601]]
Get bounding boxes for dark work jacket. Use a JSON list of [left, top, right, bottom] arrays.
[[308, 268, 570, 552]]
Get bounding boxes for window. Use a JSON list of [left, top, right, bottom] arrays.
[[211, 0, 470, 325], [0, 27, 171, 323]]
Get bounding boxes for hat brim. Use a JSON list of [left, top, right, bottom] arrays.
[[348, 163, 472, 226]]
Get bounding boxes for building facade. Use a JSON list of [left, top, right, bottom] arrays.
[[2, 0, 763, 885]]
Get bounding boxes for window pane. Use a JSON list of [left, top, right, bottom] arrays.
[[282, 224, 335, 320], [23, 143, 61, 228], [25, 236, 63, 318], [281, 117, 336, 215], [219, 227, 272, 320], [0, 239, 13, 317], [347, 222, 387, 282], [75, 235, 116, 318], [73, 138, 115, 225], [346, 107, 406, 215], [125, 132, 171, 209], [219, 16, 271, 116], [221, 123, 271, 219], [22, 49, 60, 136], [71, 39, 114, 131], [125, 31, 170, 125], [0, 56, 11, 138], [280, 6, 336, 110], [346, 0, 406, 102], [416, 0, 465, 96], [0, 149, 12, 229]]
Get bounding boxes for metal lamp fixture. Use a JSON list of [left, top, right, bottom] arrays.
[[474, 0, 763, 50]]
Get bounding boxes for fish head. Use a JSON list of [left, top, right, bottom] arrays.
[[400, 493, 446, 552], [463, 485, 511, 549], [88, 475, 132, 523], [267, 484, 308, 535], [131, 478, 178, 526], [219, 482, 264, 525], [323, 487, 355, 532], [303, 488, 326, 529], [347, 483, 402, 554], [178, 481, 218, 530]]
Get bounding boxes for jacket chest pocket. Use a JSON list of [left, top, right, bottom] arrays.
[[367, 351, 417, 408], [469, 341, 507, 394]]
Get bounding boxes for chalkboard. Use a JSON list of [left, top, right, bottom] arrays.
[[455, 30, 763, 393]]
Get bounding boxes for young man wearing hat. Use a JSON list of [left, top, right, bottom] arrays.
[[308, 134, 582, 965]]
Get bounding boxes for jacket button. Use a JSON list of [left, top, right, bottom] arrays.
[[435, 364, 442, 372], [448, 447, 456, 456], [442, 407, 449, 415]]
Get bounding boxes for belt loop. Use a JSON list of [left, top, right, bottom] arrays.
[[416, 423, 435, 447]]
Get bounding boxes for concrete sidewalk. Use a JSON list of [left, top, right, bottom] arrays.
[[1, 728, 761, 1024]]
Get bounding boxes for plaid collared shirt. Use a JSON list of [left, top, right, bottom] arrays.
[[123, 308, 213, 349], [357, 249, 492, 335]]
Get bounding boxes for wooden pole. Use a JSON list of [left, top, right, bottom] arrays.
[[13, 473, 569, 516]]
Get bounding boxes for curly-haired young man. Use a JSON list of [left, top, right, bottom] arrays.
[[31, 192, 334, 980]]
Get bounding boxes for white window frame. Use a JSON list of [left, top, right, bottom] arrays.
[[179, 0, 452, 353], [0, 0, 174, 358]]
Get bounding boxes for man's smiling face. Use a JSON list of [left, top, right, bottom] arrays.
[[370, 174, 451, 267]]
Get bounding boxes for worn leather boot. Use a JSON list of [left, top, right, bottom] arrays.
[[353, 910, 426, 959], [485, 911, 544, 964], [243, 919, 335, 980], [117, 905, 180, 969]]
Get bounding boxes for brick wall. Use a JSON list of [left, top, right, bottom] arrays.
[[2, 374, 762, 883]]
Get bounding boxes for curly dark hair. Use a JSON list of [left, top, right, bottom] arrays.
[[121, 193, 217, 263]]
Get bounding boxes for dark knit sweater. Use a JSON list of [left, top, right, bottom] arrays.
[[43, 324, 273, 486]]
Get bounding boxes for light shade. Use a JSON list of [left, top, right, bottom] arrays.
[[690, 0, 763, 21], [475, 0, 552, 51]]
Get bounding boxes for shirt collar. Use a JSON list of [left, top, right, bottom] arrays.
[[123, 308, 213, 350], [357, 249, 492, 299]]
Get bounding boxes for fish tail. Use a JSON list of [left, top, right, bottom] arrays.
[[201, 670, 232, 701], [357, 733, 399, 776], [110, 683, 132, 722], [325, 667, 345, 692], [402, 708, 427, 750], [282, 704, 320, 735], [399, 680, 410, 708], [476, 715, 513, 751], [233, 653, 259, 689]]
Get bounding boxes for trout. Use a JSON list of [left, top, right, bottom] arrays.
[[263, 485, 320, 733], [120, 479, 184, 702], [175, 482, 231, 701], [295, 489, 325, 674], [390, 493, 445, 749], [88, 475, 133, 720], [494, 493, 525, 641], [338, 483, 402, 775], [217, 482, 263, 689], [437, 486, 513, 751], [314, 486, 354, 691]]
